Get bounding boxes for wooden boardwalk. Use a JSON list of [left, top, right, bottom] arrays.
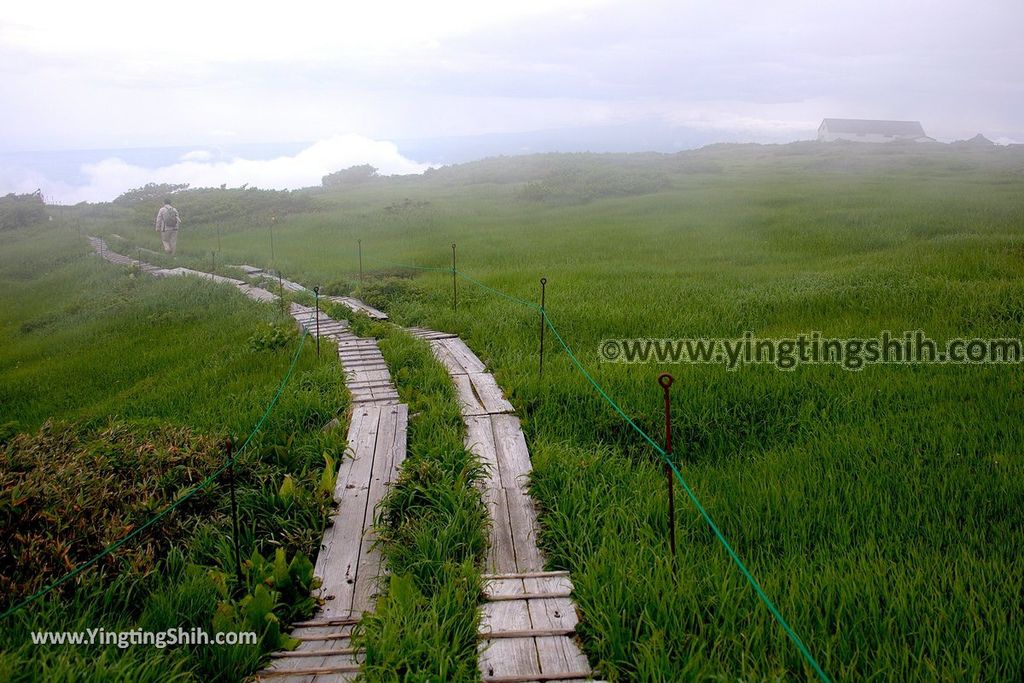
[[88, 241, 408, 682], [406, 329, 597, 683], [255, 306, 407, 682], [88, 237, 280, 304], [326, 296, 389, 321]]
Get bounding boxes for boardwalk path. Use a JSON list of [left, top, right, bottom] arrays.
[[406, 328, 596, 683], [87, 240, 406, 682], [88, 240, 595, 681]]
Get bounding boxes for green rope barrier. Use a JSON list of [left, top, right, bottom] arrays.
[[456, 270, 539, 309], [0, 325, 310, 621], [361, 253, 449, 273], [542, 311, 830, 683]]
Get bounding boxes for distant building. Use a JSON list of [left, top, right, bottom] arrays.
[[818, 118, 931, 143]]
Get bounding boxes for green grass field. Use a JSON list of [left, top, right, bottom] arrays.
[[0, 224, 349, 681], [7, 140, 1024, 680]]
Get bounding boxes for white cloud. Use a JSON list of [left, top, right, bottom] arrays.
[[180, 150, 212, 162], [13, 134, 432, 203]]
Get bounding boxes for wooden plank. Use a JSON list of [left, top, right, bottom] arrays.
[[492, 414, 533, 490], [262, 652, 359, 674], [479, 596, 540, 680], [482, 674, 595, 683], [290, 618, 359, 628], [352, 404, 405, 613], [452, 373, 515, 416], [258, 663, 360, 677], [486, 577, 526, 597], [465, 415, 500, 478], [313, 407, 380, 618], [505, 487, 545, 573], [480, 628, 575, 639], [486, 592, 573, 602], [487, 488, 518, 574], [526, 579, 590, 678], [483, 571, 570, 580], [469, 372, 516, 415], [291, 632, 359, 642], [452, 374, 486, 415], [437, 337, 487, 374], [271, 648, 361, 658]]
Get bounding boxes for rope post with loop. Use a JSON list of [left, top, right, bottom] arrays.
[[451, 243, 458, 312], [225, 438, 244, 593], [539, 277, 547, 378], [659, 373, 676, 563], [314, 286, 321, 358]]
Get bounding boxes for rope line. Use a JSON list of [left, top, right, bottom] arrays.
[[0, 325, 310, 621], [361, 251, 831, 682], [542, 309, 830, 682]]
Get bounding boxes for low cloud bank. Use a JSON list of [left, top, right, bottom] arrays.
[[4, 134, 432, 204]]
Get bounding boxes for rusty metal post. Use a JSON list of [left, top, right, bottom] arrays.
[[539, 277, 547, 377], [451, 242, 458, 312], [269, 216, 276, 263], [314, 286, 321, 358], [658, 373, 676, 560], [225, 439, 244, 591], [358, 239, 363, 285], [211, 250, 216, 274]]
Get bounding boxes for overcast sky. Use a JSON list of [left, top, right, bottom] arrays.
[[1, 0, 1021, 200]]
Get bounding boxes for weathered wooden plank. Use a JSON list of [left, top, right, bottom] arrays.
[[492, 414, 533, 490], [469, 372, 516, 415], [483, 571, 570, 580], [352, 404, 406, 613], [526, 578, 589, 678], [482, 673, 596, 683], [487, 592, 573, 602], [258, 662, 360, 677], [479, 598, 541, 680], [313, 407, 380, 618], [480, 628, 575, 639], [464, 415, 500, 477], [272, 648, 361, 658], [437, 337, 487, 374], [505, 487, 545, 573], [485, 577, 526, 597], [487, 488, 518, 574], [262, 651, 359, 674], [452, 373, 515, 416], [327, 296, 389, 320], [291, 617, 359, 628]]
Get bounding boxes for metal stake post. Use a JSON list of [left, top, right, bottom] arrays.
[[451, 243, 458, 311], [314, 286, 321, 358], [658, 373, 676, 561], [539, 277, 547, 377], [225, 439, 244, 591], [358, 239, 363, 285]]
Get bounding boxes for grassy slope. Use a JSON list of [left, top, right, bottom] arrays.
[[96, 143, 1024, 680], [0, 223, 348, 681]]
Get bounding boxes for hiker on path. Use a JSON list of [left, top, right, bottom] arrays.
[[155, 199, 181, 255]]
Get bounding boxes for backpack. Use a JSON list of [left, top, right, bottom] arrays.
[[164, 207, 179, 228]]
